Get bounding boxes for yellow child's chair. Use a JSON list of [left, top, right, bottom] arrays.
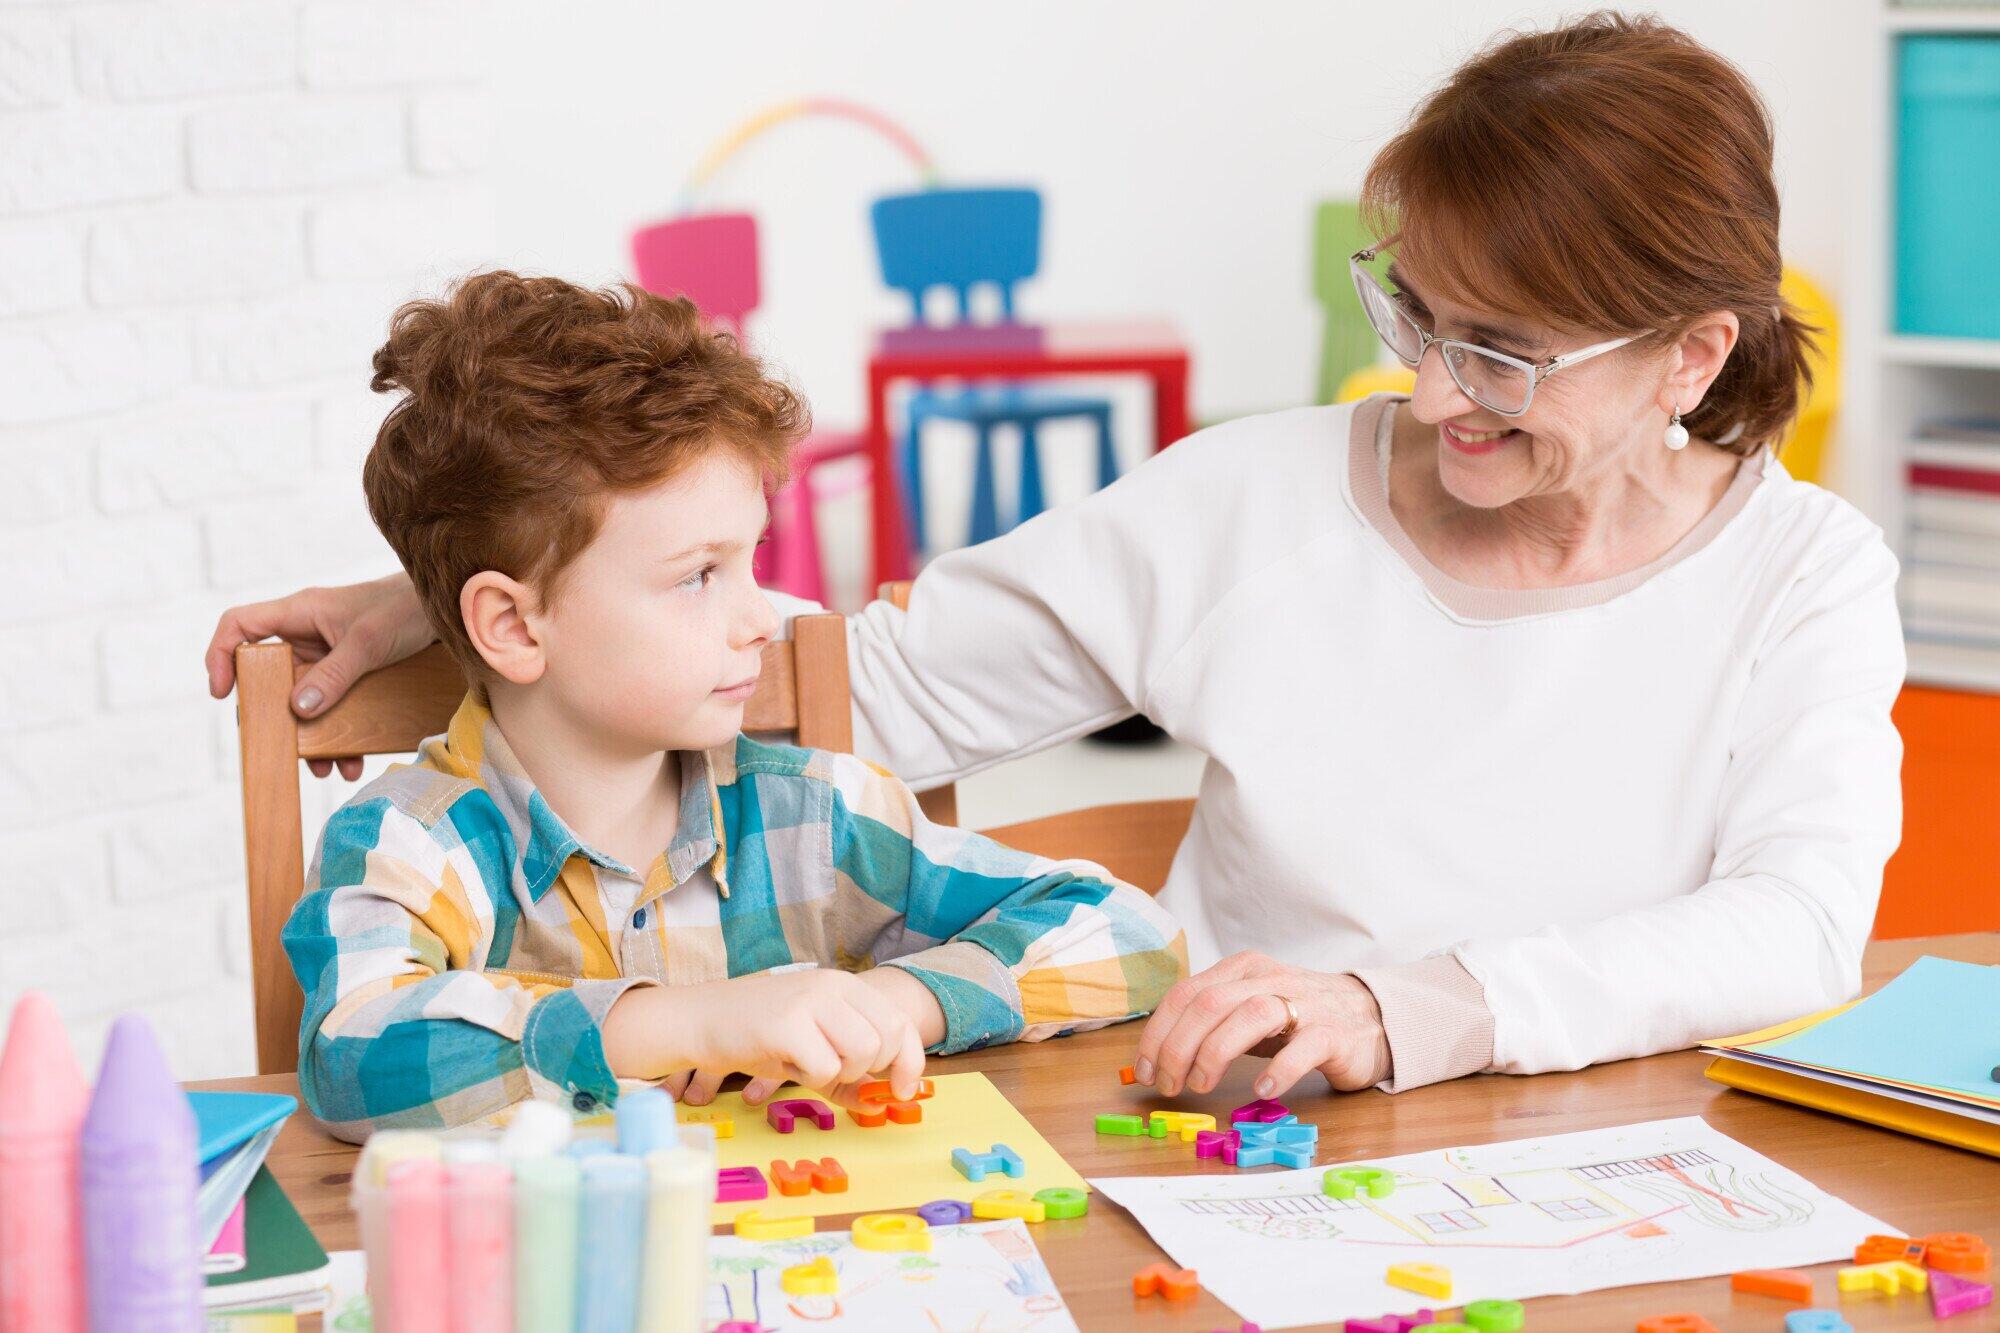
[[1775, 266, 1838, 486], [1335, 364, 1416, 403]]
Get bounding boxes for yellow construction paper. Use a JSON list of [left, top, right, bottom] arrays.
[[690, 1072, 1086, 1225]]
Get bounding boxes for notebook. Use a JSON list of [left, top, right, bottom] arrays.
[[203, 1167, 332, 1310], [1702, 955, 2000, 1157]]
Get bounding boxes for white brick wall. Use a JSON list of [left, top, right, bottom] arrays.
[[0, 2, 495, 1082]]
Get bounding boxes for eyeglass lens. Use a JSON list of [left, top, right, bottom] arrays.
[[1351, 267, 1532, 414]]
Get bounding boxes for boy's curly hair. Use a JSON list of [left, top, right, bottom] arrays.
[[362, 270, 807, 679]]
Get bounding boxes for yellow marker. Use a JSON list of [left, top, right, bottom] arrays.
[[779, 1255, 838, 1296], [852, 1212, 932, 1253], [676, 1109, 734, 1140], [734, 1210, 813, 1240], [1386, 1261, 1452, 1300], [1149, 1110, 1217, 1141], [971, 1189, 1047, 1223]]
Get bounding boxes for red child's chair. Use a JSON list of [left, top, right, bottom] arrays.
[[629, 212, 865, 604]]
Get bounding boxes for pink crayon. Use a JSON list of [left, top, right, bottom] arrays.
[[386, 1158, 448, 1333], [80, 1014, 204, 1332], [445, 1160, 513, 1333], [0, 992, 89, 1333]]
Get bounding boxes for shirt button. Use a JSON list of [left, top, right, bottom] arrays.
[[572, 1091, 596, 1112], [632, 907, 647, 928]]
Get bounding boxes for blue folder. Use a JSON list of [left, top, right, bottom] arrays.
[[188, 1090, 296, 1165]]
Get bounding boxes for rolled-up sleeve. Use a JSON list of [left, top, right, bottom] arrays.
[[822, 753, 1188, 1052], [284, 799, 652, 1140]]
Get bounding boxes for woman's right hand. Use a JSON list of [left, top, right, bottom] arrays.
[[204, 573, 435, 779]]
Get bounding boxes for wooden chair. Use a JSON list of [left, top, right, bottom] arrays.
[[232, 615, 856, 1076], [877, 580, 1196, 900]]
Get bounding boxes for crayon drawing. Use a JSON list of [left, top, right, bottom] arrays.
[[1090, 1116, 1896, 1331], [706, 1218, 1078, 1332]]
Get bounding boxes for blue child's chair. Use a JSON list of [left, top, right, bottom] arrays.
[[870, 187, 1119, 553]]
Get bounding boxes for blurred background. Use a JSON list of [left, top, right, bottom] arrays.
[[6, 0, 1998, 1078]]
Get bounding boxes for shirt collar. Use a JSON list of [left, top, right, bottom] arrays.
[[424, 693, 730, 903]]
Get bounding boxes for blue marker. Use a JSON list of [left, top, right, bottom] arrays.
[[574, 1154, 647, 1333], [615, 1087, 678, 1157]]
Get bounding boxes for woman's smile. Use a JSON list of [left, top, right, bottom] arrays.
[[1440, 419, 1522, 455]]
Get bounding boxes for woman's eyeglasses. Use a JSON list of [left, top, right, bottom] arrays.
[[1349, 246, 1640, 417]]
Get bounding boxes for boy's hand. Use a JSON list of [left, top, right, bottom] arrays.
[[634, 968, 947, 1109], [606, 970, 928, 1105]]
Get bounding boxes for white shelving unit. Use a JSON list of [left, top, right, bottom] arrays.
[[1843, 5, 2000, 694]]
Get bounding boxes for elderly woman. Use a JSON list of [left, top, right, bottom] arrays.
[[207, 14, 1902, 1105]]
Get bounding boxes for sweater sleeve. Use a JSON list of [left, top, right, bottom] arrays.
[[840, 413, 1323, 789], [1451, 529, 1906, 1075]]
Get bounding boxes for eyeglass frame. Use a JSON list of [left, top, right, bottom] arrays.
[[1349, 245, 1646, 418]]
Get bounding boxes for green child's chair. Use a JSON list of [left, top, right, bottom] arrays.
[[1313, 200, 1380, 405]]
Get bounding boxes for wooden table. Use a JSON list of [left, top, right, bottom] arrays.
[[862, 318, 1193, 585], [203, 933, 2000, 1331]]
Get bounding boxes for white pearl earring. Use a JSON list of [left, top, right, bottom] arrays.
[[1664, 411, 1689, 451]]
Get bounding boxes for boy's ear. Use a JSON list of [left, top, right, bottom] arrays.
[[460, 571, 546, 685]]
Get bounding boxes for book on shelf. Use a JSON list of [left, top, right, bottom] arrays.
[[1902, 562, 2000, 619], [1909, 462, 2000, 496], [1905, 633, 2000, 688], [1903, 609, 2000, 646], [1909, 527, 2000, 570], [1908, 437, 2000, 471], [1909, 490, 2000, 538], [1916, 416, 2000, 447]]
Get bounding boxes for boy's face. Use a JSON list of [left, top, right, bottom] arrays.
[[530, 450, 779, 756]]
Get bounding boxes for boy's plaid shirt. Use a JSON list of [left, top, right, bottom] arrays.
[[285, 694, 1187, 1140]]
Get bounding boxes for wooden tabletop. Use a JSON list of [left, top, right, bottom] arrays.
[[201, 933, 2000, 1331]]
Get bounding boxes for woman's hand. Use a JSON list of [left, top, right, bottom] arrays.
[[1133, 951, 1392, 1101], [204, 573, 434, 779]]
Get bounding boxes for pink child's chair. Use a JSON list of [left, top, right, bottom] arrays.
[[629, 212, 865, 605]]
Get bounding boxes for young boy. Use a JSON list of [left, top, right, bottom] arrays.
[[284, 271, 1187, 1141]]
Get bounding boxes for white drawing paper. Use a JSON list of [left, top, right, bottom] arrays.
[[1090, 1115, 1898, 1330], [706, 1217, 1078, 1332]]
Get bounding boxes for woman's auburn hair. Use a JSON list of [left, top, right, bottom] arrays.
[[362, 270, 807, 680], [1361, 11, 1813, 455]]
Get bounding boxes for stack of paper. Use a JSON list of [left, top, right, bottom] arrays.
[[1702, 955, 2000, 1155]]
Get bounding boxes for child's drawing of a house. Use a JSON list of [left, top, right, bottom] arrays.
[[1184, 1148, 1725, 1251]]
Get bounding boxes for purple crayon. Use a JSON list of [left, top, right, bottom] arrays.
[[80, 1015, 203, 1332], [0, 992, 89, 1333]]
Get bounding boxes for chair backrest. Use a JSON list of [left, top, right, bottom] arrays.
[[1311, 199, 1378, 405], [629, 211, 762, 335], [870, 187, 1041, 323], [232, 614, 853, 1075]]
